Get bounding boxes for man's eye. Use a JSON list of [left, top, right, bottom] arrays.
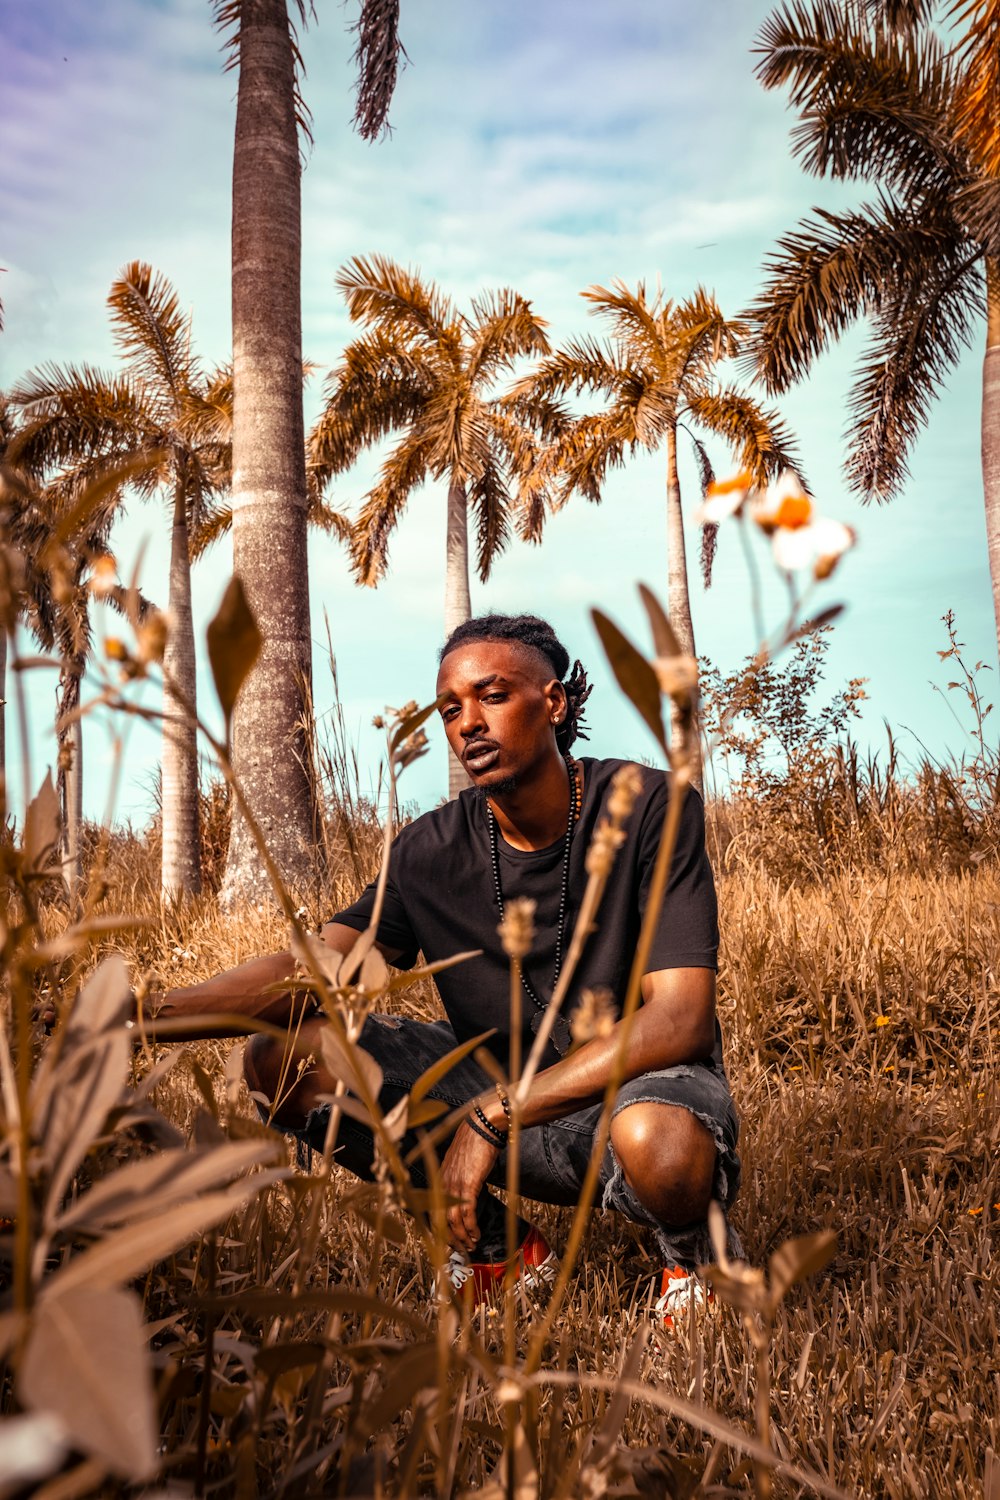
[[441, 706, 459, 721], [483, 693, 506, 704]]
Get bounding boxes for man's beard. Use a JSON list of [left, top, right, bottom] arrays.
[[475, 771, 519, 801]]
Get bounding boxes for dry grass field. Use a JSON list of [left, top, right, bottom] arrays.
[[4, 694, 998, 1498]]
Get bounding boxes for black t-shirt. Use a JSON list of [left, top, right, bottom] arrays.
[[333, 757, 720, 1070]]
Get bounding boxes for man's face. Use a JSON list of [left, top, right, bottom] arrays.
[[435, 640, 565, 792]]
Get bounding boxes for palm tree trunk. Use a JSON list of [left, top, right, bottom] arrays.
[[161, 481, 201, 900], [0, 628, 6, 812], [57, 660, 83, 899], [984, 257, 1000, 657], [665, 423, 702, 783], [445, 478, 472, 799], [221, 0, 318, 906]]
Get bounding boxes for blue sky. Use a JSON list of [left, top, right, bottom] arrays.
[[1, 0, 995, 820]]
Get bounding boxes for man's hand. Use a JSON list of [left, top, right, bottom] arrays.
[[439, 1120, 501, 1253]]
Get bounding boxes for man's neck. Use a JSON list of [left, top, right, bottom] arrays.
[[488, 753, 575, 851]]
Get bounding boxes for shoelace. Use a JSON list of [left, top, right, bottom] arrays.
[[654, 1271, 708, 1318]]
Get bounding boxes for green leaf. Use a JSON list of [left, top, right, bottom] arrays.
[[591, 608, 667, 751], [768, 1229, 837, 1306], [19, 1286, 157, 1480], [206, 575, 262, 735]]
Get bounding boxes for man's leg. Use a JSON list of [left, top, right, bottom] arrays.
[[244, 1017, 526, 1260], [495, 1063, 741, 1271]]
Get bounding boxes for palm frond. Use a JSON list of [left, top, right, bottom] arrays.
[[844, 253, 982, 498], [352, 431, 431, 585], [743, 194, 957, 392], [108, 261, 193, 400], [581, 279, 670, 376], [511, 337, 638, 404], [307, 493, 354, 545], [866, 0, 936, 27], [683, 386, 801, 485], [467, 453, 512, 582], [549, 411, 636, 505], [190, 505, 232, 559], [669, 289, 743, 388], [336, 254, 454, 346], [9, 365, 150, 478], [955, 179, 1000, 253], [756, 0, 964, 192], [466, 289, 551, 385], [351, 0, 407, 142], [950, 0, 1000, 176]]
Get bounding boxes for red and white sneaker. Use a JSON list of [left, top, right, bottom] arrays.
[[654, 1265, 714, 1329], [447, 1227, 558, 1305]]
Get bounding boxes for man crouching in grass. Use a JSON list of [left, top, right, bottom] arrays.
[[153, 613, 741, 1320]]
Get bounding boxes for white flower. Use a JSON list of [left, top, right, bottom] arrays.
[[693, 469, 755, 525], [772, 516, 856, 578], [749, 469, 813, 535]]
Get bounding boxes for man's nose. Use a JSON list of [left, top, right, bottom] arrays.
[[458, 702, 486, 738]]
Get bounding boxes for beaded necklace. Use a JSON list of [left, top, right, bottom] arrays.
[[487, 756, 580, 1056]]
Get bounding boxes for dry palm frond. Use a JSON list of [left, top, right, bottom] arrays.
[[109, 261, 193, 399], [845, 253, 982, 499], [351, 429, 432, 585], [336, 254, 455, 346], [468, 452, 513, 582], [949, 0, 1000, 177], [351, 0, 407, 143]]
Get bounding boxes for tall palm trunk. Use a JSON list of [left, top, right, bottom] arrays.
[[57, 658, 84, 899], [221, 0, 318, 905], [0, 628, 6, 811], [444, 478, 472, 799], [161, 481, 201, 900], [984, 257, 1000, 657], [665, 421, 701, 782]]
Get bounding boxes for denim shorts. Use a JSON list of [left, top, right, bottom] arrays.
[[295, 1012, 741, 1269]]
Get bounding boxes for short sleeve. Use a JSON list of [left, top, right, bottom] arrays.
[[331, 866, 420, 969], [638, 781, 719, 972]]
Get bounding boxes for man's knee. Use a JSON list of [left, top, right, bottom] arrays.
[[244, 1032, 282, 1102], [610, 1101, 716, 1225]]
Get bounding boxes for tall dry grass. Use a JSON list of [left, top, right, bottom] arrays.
[[12, 755, 990, 1497], [4, 599, 998, 1498]]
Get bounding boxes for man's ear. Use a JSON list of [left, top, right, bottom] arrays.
[[545, 678, 568, 726]]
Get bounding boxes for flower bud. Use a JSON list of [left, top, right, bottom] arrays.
[[499, 896, 536, 959]]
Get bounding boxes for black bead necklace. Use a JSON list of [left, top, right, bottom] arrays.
[[487, 756, 580, 1056]]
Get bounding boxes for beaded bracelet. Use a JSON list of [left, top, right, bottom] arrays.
[[495, 1083, 513, 1127], [472, 1102, 507, 1147], [467, 1113, 504, 1149]]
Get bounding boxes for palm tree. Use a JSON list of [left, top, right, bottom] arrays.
[[514, 281, 797, 672], [0, 421, 126, 894], [211, 0, 406, 897], [748, 0, 1000, 652], [310, 255, 553, 796], [9, 263, 230, 900]]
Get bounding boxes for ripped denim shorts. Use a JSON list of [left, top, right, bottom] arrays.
[[294, 1012, 742, 1269]]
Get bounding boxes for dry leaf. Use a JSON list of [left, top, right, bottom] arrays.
[[18, 1286, 157, 1479], [206, 575, 262, 734]]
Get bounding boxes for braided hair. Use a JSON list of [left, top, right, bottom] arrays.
[[440, 613, 593, 754]]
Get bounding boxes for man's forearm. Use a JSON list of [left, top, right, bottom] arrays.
[[149, 951, 302, 1037], [481, 969, 716, 1133]]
